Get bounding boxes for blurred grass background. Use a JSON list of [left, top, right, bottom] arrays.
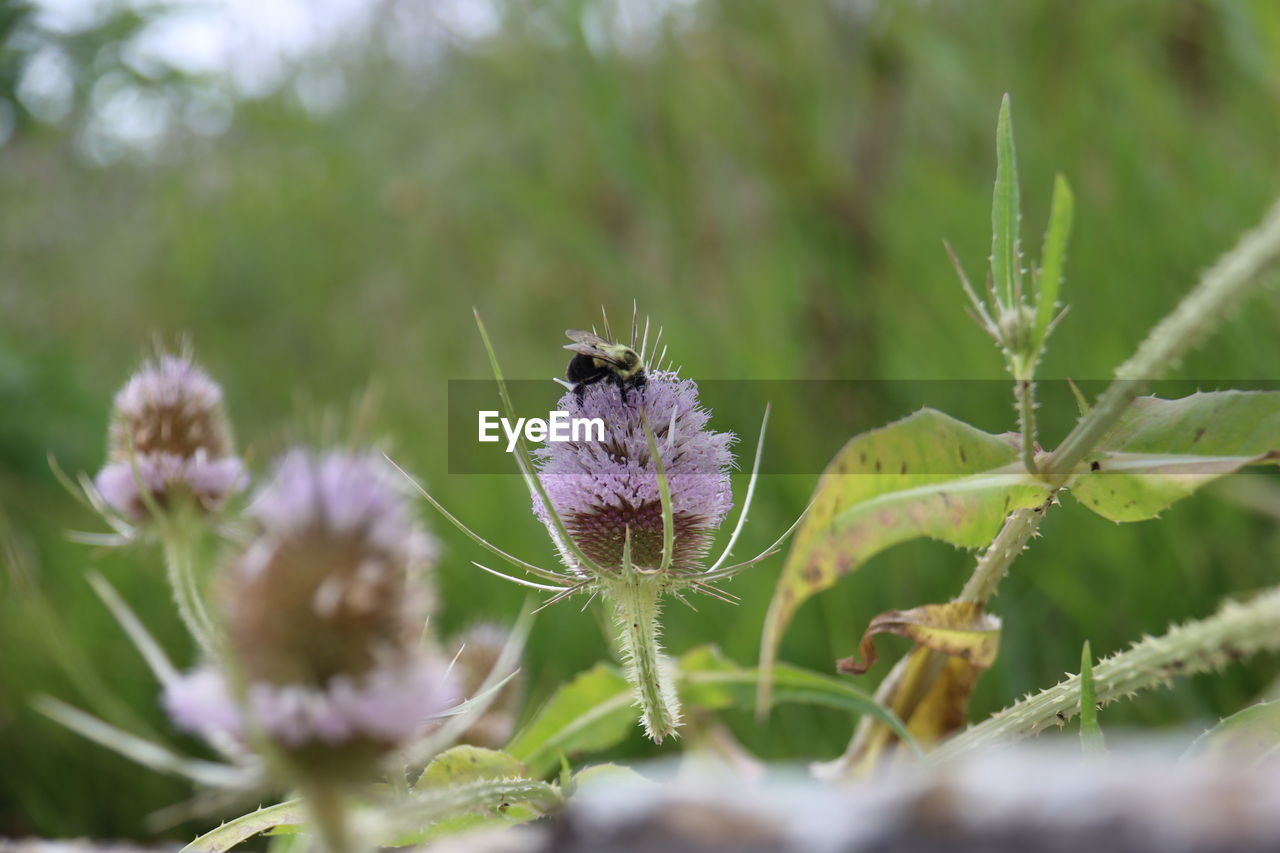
[[3, 0, 1280, 840]]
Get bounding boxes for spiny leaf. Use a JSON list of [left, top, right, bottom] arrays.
[[180, 802, 304, 853], [836, 602, 1001, 676], [1072, 391, 1280, 521], [991, 93, 1021, 311], [1035, 173, 1074, 346], [416, 745, 528, 790], [759, 408, 1050, 703]]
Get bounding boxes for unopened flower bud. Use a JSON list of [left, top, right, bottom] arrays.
[[997, 303, 1037, 355]]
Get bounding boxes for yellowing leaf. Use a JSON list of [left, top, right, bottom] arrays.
[[760, 409, 1048, 698], [906, 655, 986, 745], [836, 602, 1001, 676], [832, 602, 1001, 774]]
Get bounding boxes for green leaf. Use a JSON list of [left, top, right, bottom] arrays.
[[1185, 700, 1280, 766], [506, 663, 636, 778], [393, 778, 562, 846], [1035, 173, 1073, 346], [991, 93, 1021, 311], [1079, 640, 1105, 755], [1071, 391, 1280, 521], [416, 745, 528, 790], [180, 801, 304, 853], [507, 649, 919, 778], [570, 763, 653, 794], [760, 409, 1050, 693]]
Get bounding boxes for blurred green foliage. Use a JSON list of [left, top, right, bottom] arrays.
[[3, 0, 1280, 840]]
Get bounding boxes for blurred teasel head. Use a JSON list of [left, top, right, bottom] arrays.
[[445, 623, 524, 749], [94, 351, 245, 523], [164, 450, 455, 781]]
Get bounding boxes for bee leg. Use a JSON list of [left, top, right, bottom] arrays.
[[574, 384, 586, 402]]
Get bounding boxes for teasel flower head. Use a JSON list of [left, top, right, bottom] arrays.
[[408, 311, 800, 744], [532, 370, 734, 580], [163, 450, 455, 782], [93, 351, 245, 524]]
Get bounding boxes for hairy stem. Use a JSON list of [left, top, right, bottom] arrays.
[[1014, 376, 1038, 474], [605, 575, 681, 743], [161, 522, 218, 657], [934, 585, 1280, 760]]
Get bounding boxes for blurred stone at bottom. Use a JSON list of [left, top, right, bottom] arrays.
[[429, 744, 1280, 853]]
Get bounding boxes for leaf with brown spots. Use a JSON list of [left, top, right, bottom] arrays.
[[1072, 391, 1280, 522], [759, 409, 1049, 701]]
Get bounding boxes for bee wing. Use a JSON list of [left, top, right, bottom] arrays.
[[565, 329, 610, 347], [564, 342, 624, 364]]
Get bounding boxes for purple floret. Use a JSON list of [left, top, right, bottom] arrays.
[[164, 656, 459, 748]]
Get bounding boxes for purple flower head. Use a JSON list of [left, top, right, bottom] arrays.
[[534, 369, 734, 577], [228, 450, 437, 689], [95, 352, 244, 521]]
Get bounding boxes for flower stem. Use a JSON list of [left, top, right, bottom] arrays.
[[605, 575, 681, 743], [160, 521, 218, 657], [1014, 375, 1038, 475], [301, 782, 357, 853]]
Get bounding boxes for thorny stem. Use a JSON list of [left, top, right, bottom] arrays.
[[957, 497, 1055, 605], [605, 574, 681, 743], [837, 196, 1280, 776], [1014, 375, 1037, 475], [933, 585, 1280, 760]]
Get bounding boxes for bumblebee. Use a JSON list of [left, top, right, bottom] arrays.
[[564, 329, 647, 404]]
